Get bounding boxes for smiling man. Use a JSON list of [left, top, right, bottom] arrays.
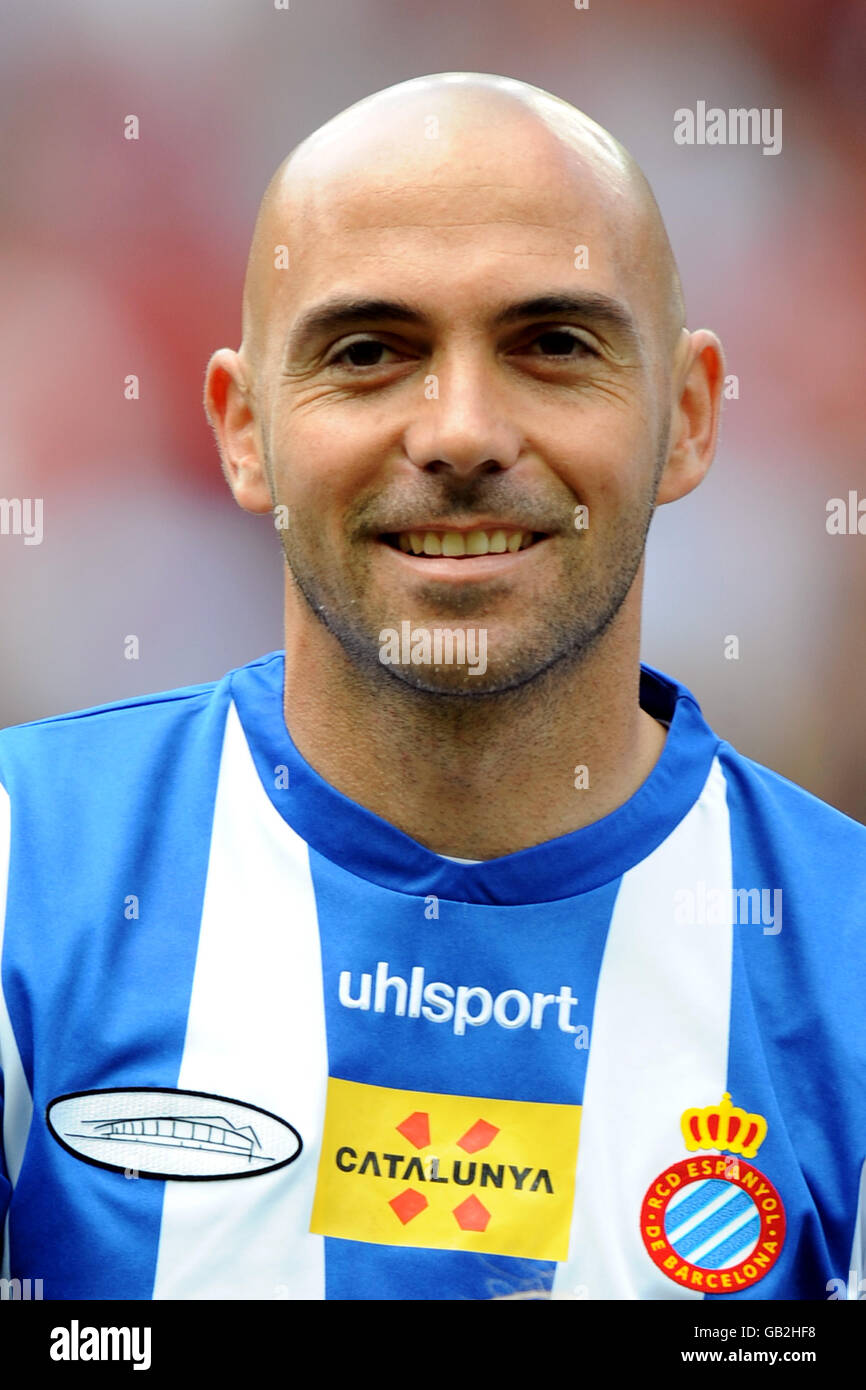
[[212, 73, 703, 857], [0, 74, 864, 1304]]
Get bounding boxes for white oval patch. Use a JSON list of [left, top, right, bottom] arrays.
[[47, 1088, 302, 1181]]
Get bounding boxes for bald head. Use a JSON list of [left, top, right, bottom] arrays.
[[206, 71, 723, 718], [239, 72, 685, 382]]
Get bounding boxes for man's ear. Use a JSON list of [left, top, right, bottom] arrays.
[[656, 329, 725, 505], [204, 349, 274, 515]]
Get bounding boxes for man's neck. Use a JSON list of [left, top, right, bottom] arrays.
[[280, 605, 667, 861]]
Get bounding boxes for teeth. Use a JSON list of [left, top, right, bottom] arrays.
[[399, 528, 533, 556]]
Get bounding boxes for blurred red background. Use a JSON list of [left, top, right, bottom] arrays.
[[1, 0, 864, 819]]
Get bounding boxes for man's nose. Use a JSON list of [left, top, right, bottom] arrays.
[[402, 356, 523, 477]]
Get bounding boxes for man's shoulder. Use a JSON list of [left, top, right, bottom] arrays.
[[0, 651, 283, 790], [715, 737, 866, 894], [644, 662, 865, 848], [0, 677, 219, 778], [718, 737, 864, 832]]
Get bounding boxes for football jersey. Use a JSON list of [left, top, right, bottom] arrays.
[[1, 650, 864, 1301]]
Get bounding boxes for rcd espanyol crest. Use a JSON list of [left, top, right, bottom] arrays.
[[640, 1094, 785, 1293]]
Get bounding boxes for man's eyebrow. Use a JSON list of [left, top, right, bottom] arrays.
[[491, 293, 640, 345], [286, 298, 422, 355], [285, 290, 640, 356]]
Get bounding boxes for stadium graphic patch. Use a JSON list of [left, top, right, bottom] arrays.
[[640, 1093, 785, 1293], [310, 1078, 581, 1259], [46, 1088, 302, 1181]]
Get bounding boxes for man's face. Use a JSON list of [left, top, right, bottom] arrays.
[[256, 125, 672, 695]]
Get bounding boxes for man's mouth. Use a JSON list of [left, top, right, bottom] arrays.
[[380, 527, 543, 557]]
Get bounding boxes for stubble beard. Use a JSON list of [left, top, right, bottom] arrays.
[[271, 435, 666, 707]]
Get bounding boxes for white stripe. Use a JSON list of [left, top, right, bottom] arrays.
[[152, 702, 328, 1299], [688, 1202, 758, 1265], [552, 756, 733, 1301], [667, 1177, 710, 1214], [848, 1158, 866, 1299], [0, 782, 35, 1278], [666, 1183, 742, 1245]]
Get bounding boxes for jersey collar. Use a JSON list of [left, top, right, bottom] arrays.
[[230, 651, 721, 905]]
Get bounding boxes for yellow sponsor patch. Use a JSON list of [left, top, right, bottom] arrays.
[[310, 1077, 581, 1260]]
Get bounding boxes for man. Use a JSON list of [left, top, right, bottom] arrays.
[[1, 73, 864, 1302]]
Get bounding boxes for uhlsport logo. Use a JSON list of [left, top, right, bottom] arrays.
[[640, 1094, 785, 1293], [338, 961, 587, 1041], [311, 1078, 581, 1260]]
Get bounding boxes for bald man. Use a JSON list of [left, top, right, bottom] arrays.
[[0, 74, 864, 1305]]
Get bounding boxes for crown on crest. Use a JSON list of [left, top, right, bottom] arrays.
[[680, 1093, 767, 1159]]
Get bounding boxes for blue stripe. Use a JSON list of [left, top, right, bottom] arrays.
[[324, 1240, 556, 1302], [665, 1178, 730, 1229], [311, 848, 614, 1101], [669, 1189, 754, 1259], [0, 675, 231, 1298], [311, 844, 615, 1299], [707, 745, 866, 1298], [698, 1216, 762, 1270]]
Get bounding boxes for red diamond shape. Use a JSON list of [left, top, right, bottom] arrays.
[[453, 1194, 491, 1232], [456, 1118, 499, 1153], [396, 1111, 430, 1149], [389, 1188, 428, 1225]]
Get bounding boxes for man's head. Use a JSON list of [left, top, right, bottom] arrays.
[[205, 73, 723, 697]]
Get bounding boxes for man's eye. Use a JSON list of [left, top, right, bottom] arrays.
[[524, 329, 597, 358], [330, 338, 397, 368]]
